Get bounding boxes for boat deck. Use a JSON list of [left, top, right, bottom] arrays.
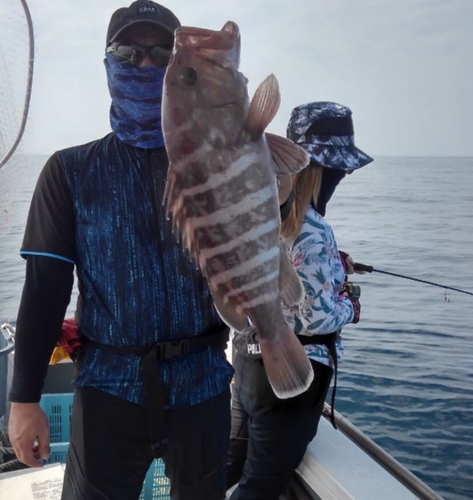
[[299, 417, 419, 500]]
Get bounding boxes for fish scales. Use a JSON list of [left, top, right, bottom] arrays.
[[173, 144, 280, 306]]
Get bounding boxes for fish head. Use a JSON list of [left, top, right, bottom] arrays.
[[162, 21, 250, 150]]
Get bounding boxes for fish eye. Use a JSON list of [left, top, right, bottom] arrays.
[[179, 67, 198, 86]]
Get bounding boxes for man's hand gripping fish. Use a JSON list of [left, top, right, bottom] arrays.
[[162, 21, 313, 398]]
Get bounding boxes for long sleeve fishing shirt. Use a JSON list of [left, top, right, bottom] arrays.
[[9, 133, 233, 408], [282, 205, 355, 367]]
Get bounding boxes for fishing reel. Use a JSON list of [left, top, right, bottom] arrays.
[[341, 281, 361, 299]]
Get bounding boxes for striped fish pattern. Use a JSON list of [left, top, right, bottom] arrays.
[[162, 21, 314, 398]]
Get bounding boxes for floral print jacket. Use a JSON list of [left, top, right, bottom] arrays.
[[282, 205, 354, 367]]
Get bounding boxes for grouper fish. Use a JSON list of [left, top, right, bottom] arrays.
[[162, 21, 313, 398]]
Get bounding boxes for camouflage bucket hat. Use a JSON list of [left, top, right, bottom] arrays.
[[286, 102, 373, 171]]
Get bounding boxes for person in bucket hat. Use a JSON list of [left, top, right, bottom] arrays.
[[226, 102, 372, 500]]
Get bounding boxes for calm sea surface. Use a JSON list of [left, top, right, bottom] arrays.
[[0, 155, 472, 500]]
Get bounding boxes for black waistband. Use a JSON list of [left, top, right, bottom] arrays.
[[83, 327, 229, 359], [297, 331, 339, 347]]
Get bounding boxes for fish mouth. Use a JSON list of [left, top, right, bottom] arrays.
[[176, 22, 239, 47], [176, 27, 233, 49], [174, 22, 241, 69]]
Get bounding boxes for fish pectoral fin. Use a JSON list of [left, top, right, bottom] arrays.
[[266, 133, 310, 175], [212, 292, 249, 332], [246, 74, 281, 139], [279, 241, 304, 306]]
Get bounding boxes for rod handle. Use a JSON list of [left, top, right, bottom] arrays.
[[354, 262, 374, 273]]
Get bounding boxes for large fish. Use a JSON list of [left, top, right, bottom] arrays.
[[162, 21, 313, 398]]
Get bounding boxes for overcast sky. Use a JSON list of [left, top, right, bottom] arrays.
[[17, 0, 473, 156]]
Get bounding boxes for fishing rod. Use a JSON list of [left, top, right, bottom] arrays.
[[353, 263, 473, 297]]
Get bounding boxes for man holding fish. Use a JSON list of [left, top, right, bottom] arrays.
[[9, 2, 235, 499]]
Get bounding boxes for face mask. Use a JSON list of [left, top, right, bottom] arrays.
[[315, 168, 346, 216], [104, 53, 166, 149]]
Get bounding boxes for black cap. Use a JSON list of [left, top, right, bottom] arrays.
[[106, 0, 181, 47]]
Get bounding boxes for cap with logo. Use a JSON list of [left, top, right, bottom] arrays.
[[106, 0, 181, 47]]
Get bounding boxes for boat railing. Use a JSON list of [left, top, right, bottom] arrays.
[[323, 403, 444, 500], [0, 323, 15, 345], [0, 323, 15, 359]]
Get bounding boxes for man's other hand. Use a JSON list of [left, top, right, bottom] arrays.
[[8, 402, 50, 467]]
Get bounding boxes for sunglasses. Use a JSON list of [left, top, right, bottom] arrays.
[[106, 42, 172, 67]]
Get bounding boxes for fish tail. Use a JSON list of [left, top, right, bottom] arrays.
[[260, 326, 314, 399]]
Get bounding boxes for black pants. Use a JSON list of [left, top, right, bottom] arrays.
[[226, 353, 332, 500], [61, 386, 231, 500]]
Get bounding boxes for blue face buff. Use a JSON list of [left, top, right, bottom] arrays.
[[104, 53, 166, 149]]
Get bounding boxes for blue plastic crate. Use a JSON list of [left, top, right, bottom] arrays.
[[139, 459, 170, 499], [39, 393, 73, 443], [49, 442, 69, 464]]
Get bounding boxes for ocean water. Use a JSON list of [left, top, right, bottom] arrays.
[[0, 155, 472, 500], [328, 156, 473, 500]]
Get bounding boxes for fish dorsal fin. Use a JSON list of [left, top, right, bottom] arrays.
[[246, 74, 281, 139], [279, 240, 304, 306], [266, 132, 310, 176]]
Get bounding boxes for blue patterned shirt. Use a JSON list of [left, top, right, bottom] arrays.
[[282, 205, 354, 367], [20, 133, 233, 408]]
